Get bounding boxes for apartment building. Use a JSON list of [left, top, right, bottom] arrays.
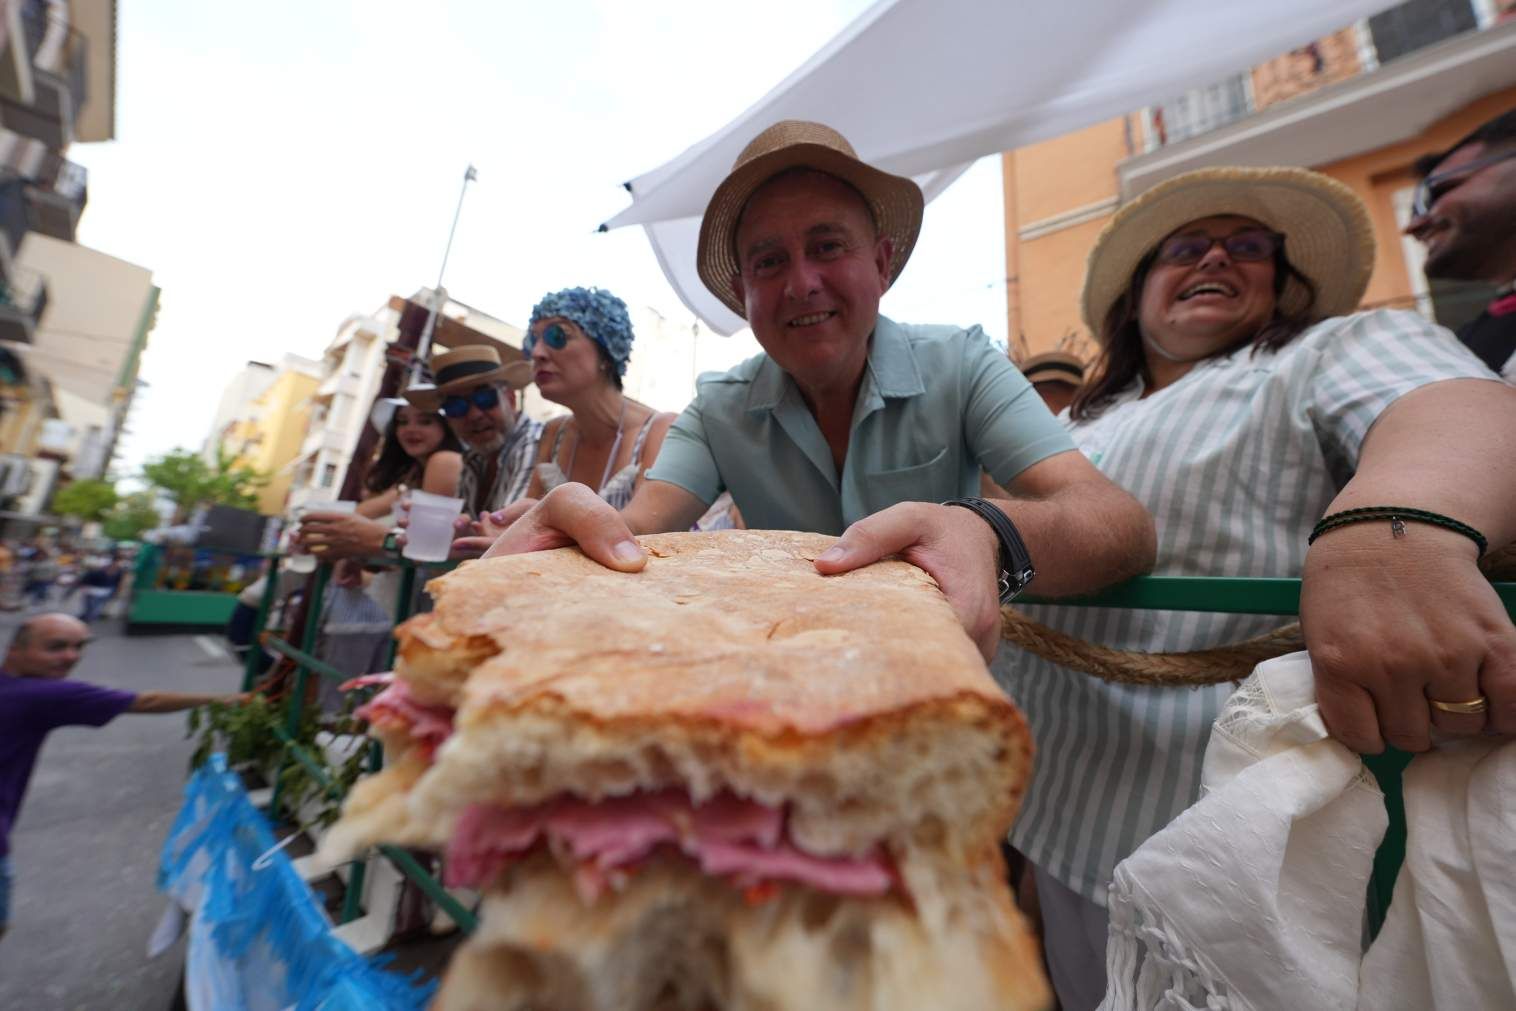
[[1002, 0, 1516, 356], [0, 0, 127, 515], [215, 353, 322, 515], [284, 289, 533, 511]]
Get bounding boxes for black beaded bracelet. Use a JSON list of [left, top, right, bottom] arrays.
[[1308, 506, 1487, 556]]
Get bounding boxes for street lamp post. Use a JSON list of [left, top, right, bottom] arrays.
[[410, 164, 478, 385]]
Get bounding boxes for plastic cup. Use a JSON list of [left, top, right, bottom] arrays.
[[403, 491, 464, 562], [288, 499, 357, 571]]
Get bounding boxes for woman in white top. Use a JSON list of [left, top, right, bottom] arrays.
[[994, 166, 1516, 1010], [520, 287, 674, 510]]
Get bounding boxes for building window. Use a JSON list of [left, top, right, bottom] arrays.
[[1368, 0, 1477, 64], [319, 463, 337, 488], [1148, 73, 1252, 149]]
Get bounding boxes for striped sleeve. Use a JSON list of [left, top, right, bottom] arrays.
[[1305, 309, 1497, 480]]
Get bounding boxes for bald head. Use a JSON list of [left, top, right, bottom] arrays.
[[5, 613, 91, 679]]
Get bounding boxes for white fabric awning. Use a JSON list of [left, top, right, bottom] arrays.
[[603, 0, 1402, 335]]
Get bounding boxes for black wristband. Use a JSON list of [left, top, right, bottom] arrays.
[[1308, 506, 1486, 556], [943, 498, 1036, 604]]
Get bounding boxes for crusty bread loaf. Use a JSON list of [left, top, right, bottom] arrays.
[[397, 530, 1030, 856], [434, 849, 1050, 1011]]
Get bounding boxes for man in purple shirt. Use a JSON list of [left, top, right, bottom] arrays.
[[0, 613, 245, 940]]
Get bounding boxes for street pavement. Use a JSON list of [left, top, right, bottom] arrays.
[[0, 605, 244, 1010]]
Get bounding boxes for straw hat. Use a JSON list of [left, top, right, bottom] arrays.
[[1019, 350, 1086, 386], [1080, 167, 1375, 338], [403, 345, 531, 410], [696, 120, 924, 318]]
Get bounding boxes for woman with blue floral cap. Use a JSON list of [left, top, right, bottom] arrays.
[[521, 287, 674, 510]]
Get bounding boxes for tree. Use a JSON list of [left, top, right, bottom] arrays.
[[102, 491, 162, 541], [51, 478, 119, 522], [140, 448, 270, 519]]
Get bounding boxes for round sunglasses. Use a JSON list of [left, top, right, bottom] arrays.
[[535, 323, 571, 351], [1154, 228, 1284, 267], [441, 386, 501, 418]]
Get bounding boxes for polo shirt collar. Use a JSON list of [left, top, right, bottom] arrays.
[[743, 314, 925, 414]]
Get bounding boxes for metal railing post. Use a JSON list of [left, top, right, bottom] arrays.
[[241, 555, 281, 692], [269, 563, 331, 819]]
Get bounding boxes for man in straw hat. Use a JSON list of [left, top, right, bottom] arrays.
[[479, 120, 1156, 660], [299, 345, 540, 560], [405, 345, 539, 518]]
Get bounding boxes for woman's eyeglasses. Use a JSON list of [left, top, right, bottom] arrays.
[[1155, 229, 1284, 267], [1412, 148, 1516, 218], [441, 386, 501, 418]]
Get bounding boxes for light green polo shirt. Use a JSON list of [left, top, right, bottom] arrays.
[[646, 315, 1074, 534]]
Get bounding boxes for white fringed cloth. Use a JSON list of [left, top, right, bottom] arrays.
[[1099, 652, 1516, 1011]]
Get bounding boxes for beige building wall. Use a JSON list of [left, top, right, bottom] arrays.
[[1003, 118, 1130, 358], [227, 362, 321, 515]]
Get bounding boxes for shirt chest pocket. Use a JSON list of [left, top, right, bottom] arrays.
[[860, 446, 954, 512]]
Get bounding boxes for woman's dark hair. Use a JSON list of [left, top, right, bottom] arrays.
[[1070, 245, 1319, 422], [364, 407, 464, 493]]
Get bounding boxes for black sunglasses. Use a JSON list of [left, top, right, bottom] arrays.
[[1412, 148, 1516, 218], [441, 386, 501, 418], [1155, 228, 1284, 267]]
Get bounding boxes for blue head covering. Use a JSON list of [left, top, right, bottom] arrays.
[[522, 287, 634, 378]]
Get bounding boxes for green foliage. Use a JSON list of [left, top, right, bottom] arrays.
[[141, 448, 271, 519], [187, 689, 376, 830], [51, 478, 119, 522], [102, 491, 161, 541]]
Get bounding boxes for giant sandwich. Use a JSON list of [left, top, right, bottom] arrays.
[[324, 530, 1049, 1010]]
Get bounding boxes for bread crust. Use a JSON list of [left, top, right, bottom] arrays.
[[396, 531, 1030, 853]]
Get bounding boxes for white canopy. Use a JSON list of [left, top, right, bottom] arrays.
[[603, 0, 1401, 335]]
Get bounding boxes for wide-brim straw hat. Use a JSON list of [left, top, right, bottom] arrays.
[[697, 120, 924, 318], [403, 345, 531, 410], [1080, 167, 1375, 338]]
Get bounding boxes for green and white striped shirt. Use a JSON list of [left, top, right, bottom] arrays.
[[994, 309, 1498, 905]]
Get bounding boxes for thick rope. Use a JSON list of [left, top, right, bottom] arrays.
[[1003, 542, 1514, 687], [1001, 609, 1303, 686]]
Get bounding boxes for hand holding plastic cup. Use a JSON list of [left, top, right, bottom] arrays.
[[403, 491, 465, 562], [288, 499, 357, 572]]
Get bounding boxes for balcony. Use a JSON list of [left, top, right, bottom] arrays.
[[0, 262, 45, 343], [0, 8, 85, 148], [24, 152, 84, 241], [1122, 7, 1516, 198]]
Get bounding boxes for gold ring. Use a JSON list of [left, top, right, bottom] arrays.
[[1429, 696, 1488, 715], [310, 544, 329, 554]]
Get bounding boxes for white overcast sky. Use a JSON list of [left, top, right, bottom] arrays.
[[71, 0, 1009, 474]]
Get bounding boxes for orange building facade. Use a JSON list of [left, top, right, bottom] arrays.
[[1003, 4, 1516, 360]]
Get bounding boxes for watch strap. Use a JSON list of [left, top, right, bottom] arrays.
[[943, 498, 1036, 604]]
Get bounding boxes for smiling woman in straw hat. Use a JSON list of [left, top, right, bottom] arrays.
[[991, 165, 1516, 1010]]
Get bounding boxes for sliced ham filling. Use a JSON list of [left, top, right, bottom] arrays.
[[346, 674, 456, 754], [445, 790, 896, 903]]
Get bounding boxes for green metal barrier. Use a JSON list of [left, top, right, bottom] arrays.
[[251, 552, 475, 931], [243, 553, 1515, 944]]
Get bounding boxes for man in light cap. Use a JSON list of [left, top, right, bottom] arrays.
[[1019, 350, 1086, 415], [484, 121, 1155, 659]]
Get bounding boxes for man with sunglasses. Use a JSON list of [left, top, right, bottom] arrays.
[[298, 346, 541, 561], [1406, 108, 1516, 381], [411, 347, 541, 518], [1, 613, 247, 940]]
